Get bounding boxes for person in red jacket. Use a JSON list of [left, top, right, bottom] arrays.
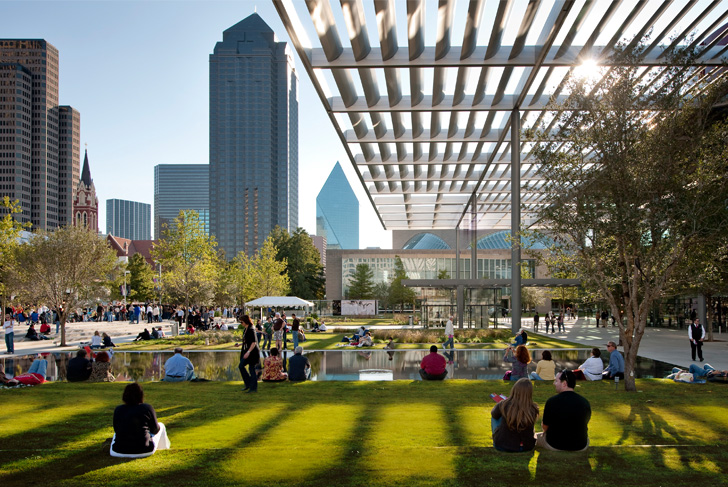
[[419, 345, 447, 380]]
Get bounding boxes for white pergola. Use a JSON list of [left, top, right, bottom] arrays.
[[273, 0, 728, 330]]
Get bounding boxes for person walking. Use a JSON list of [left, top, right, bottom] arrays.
[[291, 313, 300, 350], [239, 315, 260, 393], [443, 315, 455, 350], [689, 317, 706, 362], [533, 312, 539, 332]]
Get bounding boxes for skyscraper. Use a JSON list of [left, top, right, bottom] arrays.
[[107, 198, 151, 240], [153, 164, 209, 239], [209, 13, 298, 259], [316, 162, 359, 249], [0, 39, 79, 229]]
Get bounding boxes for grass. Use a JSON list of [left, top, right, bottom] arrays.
[[114, 330, 582, 351], [1, 379, 728, 486]]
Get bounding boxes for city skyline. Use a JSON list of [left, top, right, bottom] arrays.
[[0, 1, 392, 249], [317, 161, 359, 250], [106, 198, 151, 241]]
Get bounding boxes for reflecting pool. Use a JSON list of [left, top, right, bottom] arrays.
[[1, 349, 676, 382]]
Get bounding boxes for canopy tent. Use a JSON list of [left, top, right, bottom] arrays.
[[246, 296, 314, 307]]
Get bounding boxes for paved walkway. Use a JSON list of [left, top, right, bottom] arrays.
[[3, 316, 727, 371]]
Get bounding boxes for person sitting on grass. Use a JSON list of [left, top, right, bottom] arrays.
[[110, 382, 170, 458], [504, 345, 531, 381], [91, 330, 103, 349], [89, 351, 115, 382], [261, 347, 287, 382], [530, 350, 555, 381], [102, 332, 116, 348], [535, 370, 591, 452], [512, 329, 527, 347], [67, 349, 92, 382], [383, 337, 395, 350], [133, 328, 151, 342], [419, 345, 447, 381], [25, 324, 49, 340], [318, 321, 327, 332], [357, 331, 374, 347], [7, 354, 48, 386], [573, 348, 603, 381], [491, 378, 539, 452], [602, 341, 624, 380], [288, 346, 311, 382], [162, 347, 196, 382]]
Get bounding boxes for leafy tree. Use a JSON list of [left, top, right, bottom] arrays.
[[127, 253, 156, 302], [373, 282, 391, 311], [269, 226, 325, 299], [214, 258, 238, 308], [152, 210, 218, 311], [239, 236, 289, 300], [519, 264, 545, 312], [0, 197, 31, 308], [530, 46, 728, 391], [389, 256, 416, 312], [437, 269, 450, 279], [10, 225, 119, 346], [348, 263, 375, 299]]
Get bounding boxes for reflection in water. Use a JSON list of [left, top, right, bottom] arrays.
[[1, 349, 676, 382]]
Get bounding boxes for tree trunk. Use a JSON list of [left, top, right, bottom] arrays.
[[60, 314, 67, 347]]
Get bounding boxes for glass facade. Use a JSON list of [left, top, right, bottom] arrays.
[[106, 199, 151, 240], [153, 164, 209, 239], [316, 162, 358, 249], [402, 233, 451, 250], [209, 14, 298, 258], [341, 256, 535, 295], [473, 230, 549, 250]]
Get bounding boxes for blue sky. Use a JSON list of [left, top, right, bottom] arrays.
[[0, 0, 391, 248]]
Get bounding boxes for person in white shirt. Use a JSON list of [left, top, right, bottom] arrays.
[[575, 348, 604, 381], [319, 322, 327, 332], [220, 323, 229, 331], [152, 306, 160, 322], [443, 316, 455, 349], [3, 314, 14, 354], [91, 330, 103, 349]]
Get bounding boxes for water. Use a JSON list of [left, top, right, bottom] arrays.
[[1, 349, 676, 382]]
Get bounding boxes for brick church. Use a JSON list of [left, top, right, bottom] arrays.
[[72, 149, 98, 231]]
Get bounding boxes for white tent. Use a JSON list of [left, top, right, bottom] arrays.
[[246, 296, 314, 307]]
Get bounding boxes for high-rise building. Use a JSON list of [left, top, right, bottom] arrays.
[[0, 39, 79, 230], [209, 14, 298, 259], [72, 149, 98, 232], [106, 198, 151, 240], [153, 164, 209, 239], [316, 162, 359, 249]]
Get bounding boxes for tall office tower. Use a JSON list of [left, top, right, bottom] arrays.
[[209, 14, 298, 259], [153, 164, 209, 239], [0, 39, 75, 230], [316, 162, 359, 249], [106, 199, 151, 240], [58, 106, 81, 226]]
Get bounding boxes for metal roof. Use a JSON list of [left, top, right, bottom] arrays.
[[273, 0, 728, 231]]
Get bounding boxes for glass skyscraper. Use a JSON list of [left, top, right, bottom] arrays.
[[106, 199, 151, 240], [316, 162, 358, 249], [153, 164, 209, 239], [209, 13, 298, 259]]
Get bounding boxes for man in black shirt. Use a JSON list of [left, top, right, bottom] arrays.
[[288, 346, 310, 381], [66, 349, 92, 382], [536, 369, 591, 451]]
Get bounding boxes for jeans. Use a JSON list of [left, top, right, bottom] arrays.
[[292, 331, 299, 350], [262, 333, 271, 350], [163, 369, 195, 382], [4, 332, 13, 353], [239, 361, 258, 391], [688, 363, 715, 380], [55, 321, 60, 333], [443, 335, 454, 349], [529, 372, 543, 380]]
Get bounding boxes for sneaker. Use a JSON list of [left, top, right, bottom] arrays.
[[700, 358, 704, 362]]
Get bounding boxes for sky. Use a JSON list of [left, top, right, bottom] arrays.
[[0, 0, 393, 248]]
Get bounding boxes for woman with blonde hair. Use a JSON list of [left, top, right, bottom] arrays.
[[503, 344, 531, 381], [491, 378, 539, 452]]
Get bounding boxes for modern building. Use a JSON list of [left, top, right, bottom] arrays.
[[153, 164, 209, 239], [209, 13, 298, 259], [106, 198, 151, 240], [0, 39, 80, 229], [310, 234, 326, 270], [72, 149, 98, 232], [316, 162, 358, 249]]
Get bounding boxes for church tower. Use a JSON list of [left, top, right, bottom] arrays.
[[72, 149, 99, 232]]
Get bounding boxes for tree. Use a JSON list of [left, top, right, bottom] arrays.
[[373, 282, 391, 311], [519, 264, 545, 312], [0, 197, 31, 309], [214, 259, 238, 308], [152, 210, 219, 311], [348, 263, 375, 299], [437, 269, 450, 279], [389, 256, 416, 312], [127, 253, 156, 302], [10, 226, 119, 346], [269, 226, 325, 299], [530, 46, 728, 391], [243, 236, 290, 300]]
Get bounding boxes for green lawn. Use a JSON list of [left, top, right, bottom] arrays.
[[1, 380, 727, 486], [115, 331, 581, 351]]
